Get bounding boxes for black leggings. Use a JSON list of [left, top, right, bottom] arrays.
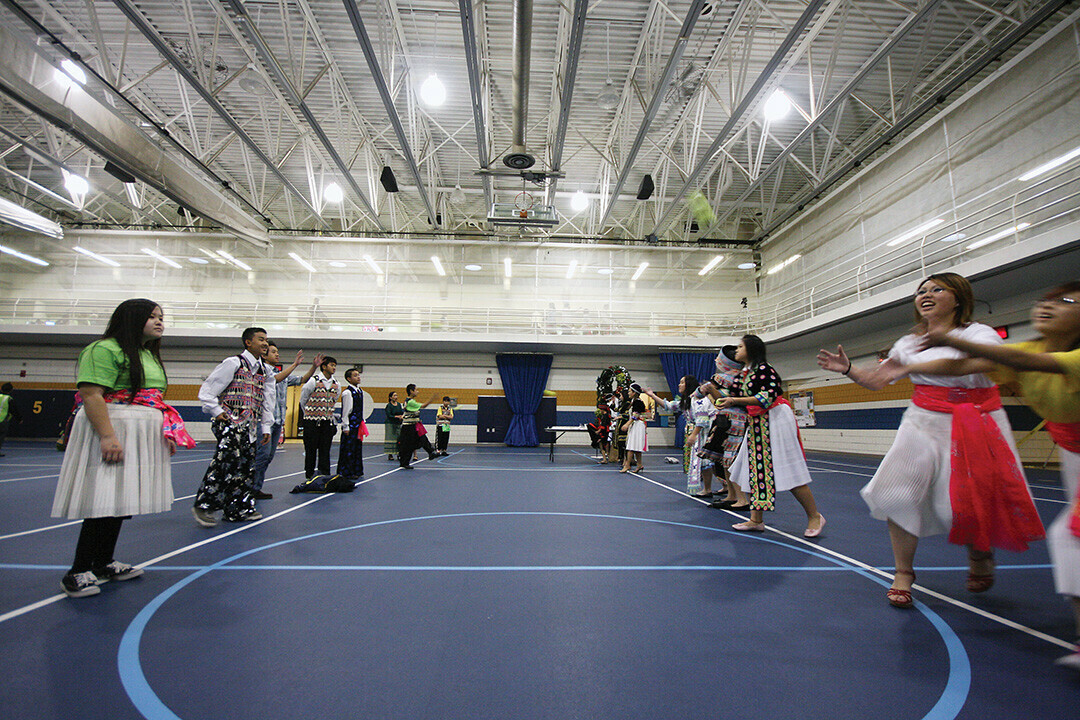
[[70, 516, 127, 573], [397, 424, 434, 467]]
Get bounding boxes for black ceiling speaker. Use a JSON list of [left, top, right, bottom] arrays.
[[380, 166, 399, 193], [104, 161, 135, 184], [636, 174, 654, 200]]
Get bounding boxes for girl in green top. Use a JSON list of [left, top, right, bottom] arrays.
[[52, 299, 186, 598]]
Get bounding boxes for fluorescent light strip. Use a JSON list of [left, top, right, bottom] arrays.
[[504, 258, 512, 278], [631, 262, 648, 281], [431, 255, 446, 276], [1018, 145, 1080, 182], [0, 196, 64, 239], [288, 252, 317, 274], [698, 255, 724, 276], [74, 246, 120, 267], [217, 250, 252, 271], [566, 259, 577, 279], [965, 222, 1030, 250], [766, 254, 801, 276], [140, 248, 181, 269], [362, 255, 383, 274], [885, 218, 944, 247], [0, 243, 49, 266], [198, 248, 227, 264]]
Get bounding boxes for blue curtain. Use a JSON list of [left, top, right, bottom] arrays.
[[659, 351, 717, 447], [496, 353, 553, 447]]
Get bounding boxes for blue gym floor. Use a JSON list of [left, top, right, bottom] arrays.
[[0, 440, 1076, 719]]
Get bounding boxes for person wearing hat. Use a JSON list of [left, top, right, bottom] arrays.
[[699, 345, 751, 509]]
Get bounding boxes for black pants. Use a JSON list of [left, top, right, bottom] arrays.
[[397, 423, 434, 467], [303, 420, 336, 477], [436, 427, 450, 452], [70, 516, 128, 573]]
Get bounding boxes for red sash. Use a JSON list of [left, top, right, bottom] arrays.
[[911, 385, 1044, 552], [746, 396, 805, 454], [1045, 421, 1080, 537], [102, 388, 197, 449]]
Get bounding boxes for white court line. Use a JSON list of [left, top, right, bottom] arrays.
[[0, 449, 392, 541], [0, 453, 415, 624], [626, 468, 1075, 652], [0, 454, 217, 484]]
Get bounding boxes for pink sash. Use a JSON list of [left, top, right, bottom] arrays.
[[103, 389, 196, 449], [1046, 421, 1080, 538]]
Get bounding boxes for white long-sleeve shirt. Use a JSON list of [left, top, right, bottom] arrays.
[[340, 383, 363, 430], [299, 372, 340, 410], [198, 350, 275, 435]]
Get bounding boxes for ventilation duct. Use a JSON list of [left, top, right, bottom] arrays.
[[503, 0, 535, 170]]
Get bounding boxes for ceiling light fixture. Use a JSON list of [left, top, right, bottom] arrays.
[[597, 268, 613, 275], [0, 243, 49, 266], [217, 250, 252, 271], [419, 73, 446, 107], [323, 183, 343, 204], [0, 196, 63, 238], [74, 246, 120, 267], [1018, 145, 1080, 182], [288, 252, 317, 273], [63, 172, 89, 196], [938, 232, 967, 243], [885, 218, 945, 247], [329, 261, 346, 268], [431, 256, 446, 276], [199, 248, 227, 264], [464, 264, 482, 272], [571, 191, 589, 213], [737, 262, 756, 270], [631, 262, 648, 281], [766, 254, 801, 275], [363, 255, 383, 275], [597, 23, 619, 110], [504, 258, 512, 278], [763, 90, 791, 122], [56, 59, 87, 86], [189, 257, 209, 265], [141, 247, 182, 269], [965, 222, 1030, 250], [698, 255, 724, 276], [566, 259, 577, 279], [450, 184, 467, 205]]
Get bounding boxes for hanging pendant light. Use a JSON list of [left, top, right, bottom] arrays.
[[597, 23, 619, 110]]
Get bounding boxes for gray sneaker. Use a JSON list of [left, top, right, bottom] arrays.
[[192, 506, 218, 527], [93, 561, 144, 583], [61, 571, 101, 598]]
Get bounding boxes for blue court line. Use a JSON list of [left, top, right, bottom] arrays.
[[1, 562, 1055, 572], [116, 510, 971, 720]]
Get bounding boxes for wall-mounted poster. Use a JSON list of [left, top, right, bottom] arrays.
[[790, 391, 815, 427]]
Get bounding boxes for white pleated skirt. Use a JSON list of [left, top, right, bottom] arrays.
[[859, 404, 1023, 538], [51, 403, 173, 519], [626, 420, 647, 452], [1048, 446, 1080, 597], [730, 404, 813, 494]]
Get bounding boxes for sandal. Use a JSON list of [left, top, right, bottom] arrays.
[[887, 569, 916, 609], [966, 550, 995, 593]]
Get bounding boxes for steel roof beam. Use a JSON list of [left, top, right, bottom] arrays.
[[0, 22, 269, 245], [107, 0, 327, 229], [458, 0, 493, 208], [595, 0, 709, 230], [223, 0, 387, 230], [649, 0, 830, 237], [339, 0, 438, 228]]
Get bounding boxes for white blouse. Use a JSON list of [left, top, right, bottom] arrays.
[[889, 322, 1002, 388]]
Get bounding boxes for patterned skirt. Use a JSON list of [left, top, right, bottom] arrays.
[[52, 404, 173, 519], [729, 404, 812, 510], [383, 422, 400, 454]]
